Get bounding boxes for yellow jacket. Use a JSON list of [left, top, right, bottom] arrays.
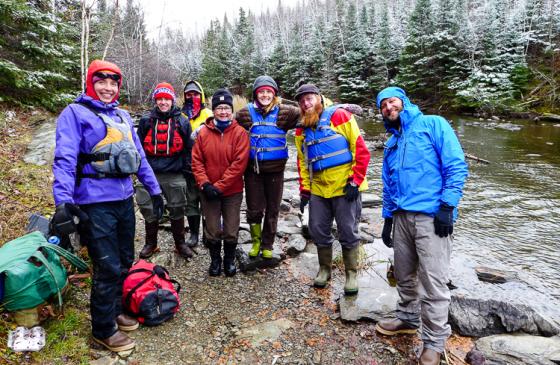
[[295, 106, 370, 198], [188, 108, 212, 132]]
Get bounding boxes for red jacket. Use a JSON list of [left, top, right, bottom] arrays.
[[192, 118, 249, 197]]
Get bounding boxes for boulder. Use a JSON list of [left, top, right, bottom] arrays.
[[475, 333, 560, 365], [284, 234, 307, 256], [449, 254, 560, 337]]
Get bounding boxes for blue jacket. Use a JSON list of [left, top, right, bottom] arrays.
[[52, 94, 161, 206], [377, 87, 468, 219]]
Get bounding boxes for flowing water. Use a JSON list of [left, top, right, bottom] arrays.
[[360, 116, 560, 300]]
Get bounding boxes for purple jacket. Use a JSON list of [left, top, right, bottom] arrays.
[[52, 94, 161, 206]]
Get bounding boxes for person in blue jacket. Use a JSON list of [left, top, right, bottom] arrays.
[[373, 87, 468, 365], [51, 60, 163, 353]]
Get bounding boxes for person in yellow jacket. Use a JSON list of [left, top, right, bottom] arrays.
[[181, 80, 213, 247], [294, 84, 371, 295]]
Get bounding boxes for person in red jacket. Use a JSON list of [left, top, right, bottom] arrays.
[[191, 89, 250, 277]]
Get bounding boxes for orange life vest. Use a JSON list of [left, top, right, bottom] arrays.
[[143, 118, 184, 157]]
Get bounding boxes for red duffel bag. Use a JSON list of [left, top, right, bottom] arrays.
[[122, 260, 181, 326]]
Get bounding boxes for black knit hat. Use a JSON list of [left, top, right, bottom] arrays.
[[211, 88, 234, 110], [252, 76, 278, 97], [295, 83, 320, 101]]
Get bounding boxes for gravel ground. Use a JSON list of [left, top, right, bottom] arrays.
[[91, 217, 417, 365]]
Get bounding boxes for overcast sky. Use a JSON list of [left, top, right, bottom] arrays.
[[139, 0, 303, 40]]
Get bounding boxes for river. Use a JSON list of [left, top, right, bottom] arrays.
[[360, 116, 560, 300]]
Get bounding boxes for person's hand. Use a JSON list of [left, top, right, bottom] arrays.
[[381, 218, 393, 248], [202, 183, 222, 200], [343, 181, 359, 201], [434, 204, 454, 237], [300, 190, 311, 213], [52, 203, 89, 235], [151, 194, 164, 220]]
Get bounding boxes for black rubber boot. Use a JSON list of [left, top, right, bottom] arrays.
[[139, 221, 159, 259], [171, 217, 193, 258], [186, 215, 200, 247], [223, 241, 237, 277], [208, 240, 222, 276]]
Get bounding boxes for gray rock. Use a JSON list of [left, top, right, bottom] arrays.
[[236, 319, 294, 347], [23, 119, 56, 166], [236, 247, 282, 272], [475, 333, 560, 365], [90, 356, 119, 365], [285, 234, 307, 256], [339, 241, 398, 322], [238, 229, 252, 244], [361, 193, 382, 208], [276, 220, 302, 236], [475, 266, 518, 284], [279, 201, 292, 212], [449, 254, 560, 337]]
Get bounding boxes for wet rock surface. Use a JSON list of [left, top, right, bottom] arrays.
[[474, 333, 560, 365], [448, 253, 560, 337]]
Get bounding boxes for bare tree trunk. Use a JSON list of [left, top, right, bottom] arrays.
[[102, 0, 119, 60], [80, 0, 95, 91]]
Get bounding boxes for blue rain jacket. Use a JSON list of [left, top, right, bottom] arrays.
[[377, 87, 468, 219]]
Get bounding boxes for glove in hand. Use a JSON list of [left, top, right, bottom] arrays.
[[434, 204, 454, 237], [343, 182, 359, 201], [151, 194, 165, 220], [52, 203, 89, 235], [381, 218, 393, 248], [300, 190, 311, 213], [202, 183, 222, 200]]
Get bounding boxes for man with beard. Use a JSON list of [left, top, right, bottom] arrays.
[[294, 84, 370, 296], [374, 87, 468, 365]]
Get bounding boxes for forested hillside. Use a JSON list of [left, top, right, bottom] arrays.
[[1, 0, 558, 113]]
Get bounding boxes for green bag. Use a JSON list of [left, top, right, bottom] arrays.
[[0, 231, 89, 311]]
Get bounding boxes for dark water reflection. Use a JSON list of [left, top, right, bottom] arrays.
[[359, 116, 560, 299]]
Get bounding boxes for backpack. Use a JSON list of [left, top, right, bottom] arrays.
[[0, 231, 88, 311], [122, 260, 181, 326]]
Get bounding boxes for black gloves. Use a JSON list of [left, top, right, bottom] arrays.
[[300, 190, 311, 213], [381, 218, 393, 248], [343, 182, 360, 201], [434, 204, 454, 237], [202, 183, 222, 200], [52, 203, 89, 235], [151, 194, 164, 220]]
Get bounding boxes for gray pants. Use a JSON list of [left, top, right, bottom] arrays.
[[309, 194, 361, 249], [393, 211, 452, 353], [136, 172, 186, 223], [185, 174, 201, 217]]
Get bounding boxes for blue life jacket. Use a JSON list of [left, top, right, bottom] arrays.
[[304, 105, 353, 172], [248, 103, 288, 161]]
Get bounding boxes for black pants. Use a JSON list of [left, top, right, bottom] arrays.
[[79, 197, 135, 339], [244, 169, 284, 250]]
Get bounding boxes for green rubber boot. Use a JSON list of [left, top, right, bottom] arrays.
[[248, 223, 262, 257], [261, 249, 273, 259], [342, 247, 359, 295], [313, 246, 332, 288]]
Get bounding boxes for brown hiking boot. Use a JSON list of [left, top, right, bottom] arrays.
[[419, 348, 441, 365], [140, 221, 159, 259], [171, 218, 193, 258], [116, 314, 139, 331], [375, 318, 418, 336], [93, 330, 135, 352]]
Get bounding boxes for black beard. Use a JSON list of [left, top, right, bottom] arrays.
[[384, 116, 401, 131]]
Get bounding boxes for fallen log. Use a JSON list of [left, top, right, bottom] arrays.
[[465, 153, 490, 164]]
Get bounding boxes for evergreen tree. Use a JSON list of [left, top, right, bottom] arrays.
[[397, 0, 439, 101], [0, 0, 80, 109], [230, 8, 256, 95]]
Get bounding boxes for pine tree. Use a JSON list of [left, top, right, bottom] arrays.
[[0, 0, 80, 109]]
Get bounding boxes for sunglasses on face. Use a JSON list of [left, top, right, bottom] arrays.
[[93, 72, 121, 82]]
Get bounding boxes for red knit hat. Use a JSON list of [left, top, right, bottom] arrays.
[[85, 59, 122, 103], [255, 85, 276, 95], [152, 82, 176, 102]]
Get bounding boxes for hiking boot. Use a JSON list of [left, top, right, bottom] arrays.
[[186, 215, 200, 247], [171, 218, 193, 259], [116, 314, 139, 331], [208, 240, 222, 276], [342, 247, 359, 295], [261, 249, 273, 259], [248, 223, 262, 257], [375, 318, 418, 336], [419, 348, 442, 365], [139, 221, 159, 259], [223, 241, 237, 277], [313, 246, 332, 288], [93, 330, 135, 352]]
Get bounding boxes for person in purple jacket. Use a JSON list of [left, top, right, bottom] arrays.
[[51, 60, 163, 352]]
